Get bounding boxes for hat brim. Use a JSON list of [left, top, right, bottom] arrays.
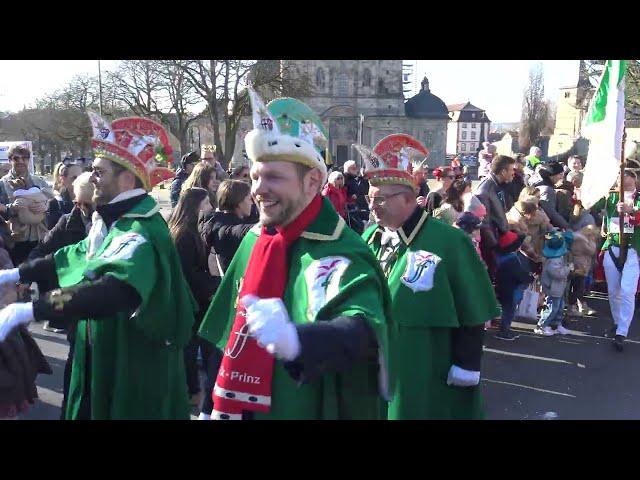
[[543, 246, 568, 258]]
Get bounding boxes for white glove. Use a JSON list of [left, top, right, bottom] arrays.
[[241, 295, 301, 361], [0, 268, 20, 286], [0, 302, 35, 342], [446, 365, 480, 387]]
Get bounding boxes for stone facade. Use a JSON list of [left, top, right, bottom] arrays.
[[188, 60, 449, 170]]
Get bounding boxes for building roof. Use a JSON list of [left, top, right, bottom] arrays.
[[447, 102, 484, 112], [404, 76, 450, 119]]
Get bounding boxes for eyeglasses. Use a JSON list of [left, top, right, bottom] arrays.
[[365, 191, 405, 206]]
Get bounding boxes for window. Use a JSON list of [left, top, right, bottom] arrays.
[[362, 68, 372, 87], [336, 73, 349, 96], [470, 131, 476, 140], [424, 131, 432, 146], [461, 123, 467, 129], [472, 113, 476, 119], [565, 92, 571, 98], [460, 143, 466, 152], [461, 131, 467, 140], [315, 68, 325, 89], [471, 123, 476, 128]]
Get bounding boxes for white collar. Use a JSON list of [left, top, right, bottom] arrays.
[[109, 188, 147, 205]]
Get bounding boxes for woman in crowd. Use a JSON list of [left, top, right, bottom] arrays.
[[426, 166, 456, 215], [322, 170, 348, 219], [181, 162, 221, 209], [433, 179, 471, 226], [201, 179, 257, 276], [46, 162, 83, 229], [199, 180, 257, 419], [168, 187, 220, 413]]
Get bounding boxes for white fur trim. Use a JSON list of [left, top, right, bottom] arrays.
[[245, 129, 327, 185]]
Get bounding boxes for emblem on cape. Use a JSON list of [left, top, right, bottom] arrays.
[[225, 323, 251, 359], [98, 232, 147, 261], [304, 256, 351, 321], [401, 249, 441, 293]]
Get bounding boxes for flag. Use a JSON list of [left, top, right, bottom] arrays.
[[580, 60, 627, 209]]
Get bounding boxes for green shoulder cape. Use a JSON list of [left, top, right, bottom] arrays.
[[54, 195, 198, 420]]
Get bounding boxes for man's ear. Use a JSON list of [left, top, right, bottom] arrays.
[[306, 168, 324, 194]]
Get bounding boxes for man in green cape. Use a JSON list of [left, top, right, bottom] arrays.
[[0, 114, 196, 419], [355, 136, 500, 420], [198, 90, 390, 420]]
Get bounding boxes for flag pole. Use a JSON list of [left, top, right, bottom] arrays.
[[619, 126, 627, 259]]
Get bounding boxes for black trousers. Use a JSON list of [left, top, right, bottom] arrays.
[[184, 335, 202, 396], [568, 274, 586, 306], [9, 241, 38, 267], [200, 340, 223, 415]]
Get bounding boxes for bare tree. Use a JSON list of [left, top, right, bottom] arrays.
[[175, 60, 313, 168], [520, 63, 549, 151]]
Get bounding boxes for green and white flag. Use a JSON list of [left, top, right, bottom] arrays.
[[580, 60, 627, 209]]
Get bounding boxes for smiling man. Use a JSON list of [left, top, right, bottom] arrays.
[[198, 90, 390, 420], [358, 135, 499, 420], [0, 115, 196, 419]]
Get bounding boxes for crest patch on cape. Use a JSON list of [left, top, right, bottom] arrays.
[[98, 232, 147, 261], [401, 249, 441, 293], [304, 256, 351, 321]]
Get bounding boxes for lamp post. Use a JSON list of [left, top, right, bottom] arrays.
[[98, 60, 103, 116]]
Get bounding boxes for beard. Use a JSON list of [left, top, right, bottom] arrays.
[[93, 183, 119, 206], [259, 198, 299, 227]]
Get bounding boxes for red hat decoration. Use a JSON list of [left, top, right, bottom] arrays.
[[88, 112, 175, 190]]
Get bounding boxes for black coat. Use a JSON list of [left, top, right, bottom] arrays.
[[174, 231, 219, 327], [28, 206, 89, 264], [501, 173, 525, 212], [45, 191, 74, 230], [344, 173, 369, 212], [201, 211, 256, 275]]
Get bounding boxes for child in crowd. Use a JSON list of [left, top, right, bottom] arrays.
[[567, 224, 599, 317], [455, 211, 483, 258], [494, 230, 535, 341], [535, 230, 574, 336]]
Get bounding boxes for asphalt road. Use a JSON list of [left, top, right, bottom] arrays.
[[18, 185, 640, 420]]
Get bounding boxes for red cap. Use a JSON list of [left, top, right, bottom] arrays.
[[499, 230, 519, 250]]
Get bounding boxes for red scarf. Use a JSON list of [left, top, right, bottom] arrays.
[[212, 195, 322, 419]]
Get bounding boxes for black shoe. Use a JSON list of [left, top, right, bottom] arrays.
[[605, 326, 617, 338], [495, 330, 520, 341], [613, 335, 625, 352]]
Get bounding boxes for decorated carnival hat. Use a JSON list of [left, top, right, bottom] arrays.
[[353, 134, 429, 190], [88, 112, 175, 190], [244, 88, 329, 184]]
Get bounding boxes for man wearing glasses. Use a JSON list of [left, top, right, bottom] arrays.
[[360, 137, 498, 419], [0, 145, 54, 265]]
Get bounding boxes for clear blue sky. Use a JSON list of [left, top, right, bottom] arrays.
[[0, 60, 581, 123]]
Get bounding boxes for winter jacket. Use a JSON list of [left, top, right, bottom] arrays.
[[322, 183, 348, 218], [344, 173, 369, 212], [528, 174, 570, 230], [570, 229, 598, 276], [45, 190, 74, 230], [201, 211, 256, 275], [501, 172, 525, 212], [174, 231, 219, 328], [495, 250, 535, 304], [28, 205, 91, 264], [170, 168, 189, 208], [541, 256, 571, 297], [0, 245, 51, 418], [474, 173, 510, 245]]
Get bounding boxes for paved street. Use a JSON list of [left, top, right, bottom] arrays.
[[17, 184, 640, 420]]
